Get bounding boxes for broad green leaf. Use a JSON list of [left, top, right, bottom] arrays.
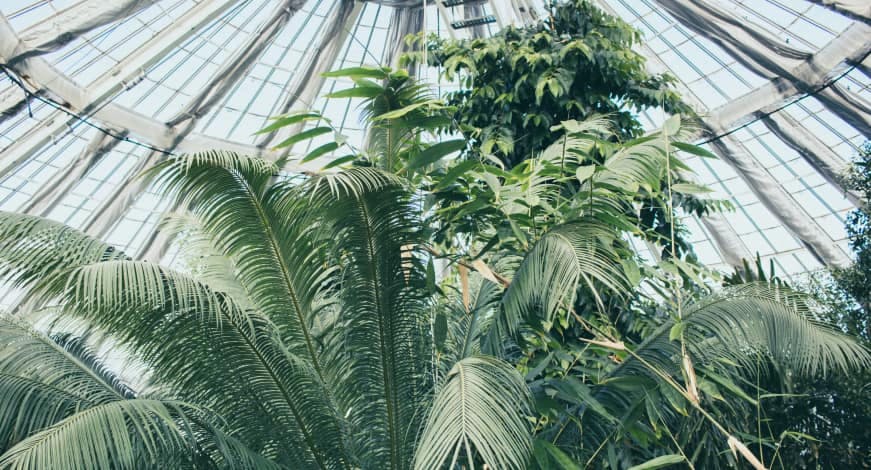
[[550, 377, 617, 423], [433, 160, 478, 191], [575, 165, 595, 183], [273, 126, 333, 149], [373, 99, 443, 120], [407, 139, 466, 170], [321, 154, 357, 170], [704, 371, 758, 406], [255, 112, 322, 134], [322, 66, 390, 79], [434, 312, 448, 351], [672, 141, 717, 158], [627, 454, 685, 470], [671, 183, 712, 194], [533, 440, 582, 470], [326, 85, 384, 99], [302, 142, 339, 162]]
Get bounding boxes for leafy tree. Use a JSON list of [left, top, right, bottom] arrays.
[[0, 160, 532, 469], [833, 143, 871, 337], [419, 0, 689, 168], [292, 66, 869, 469]]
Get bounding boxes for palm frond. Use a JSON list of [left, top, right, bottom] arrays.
[[680, 283, 871, 376], [48, 259, 350, 468], [309, 168, 429, 468], [413, 356, 532, 470], [149, 151, 330, 366], [0, 317, 130, 451], [500, 219, 629, 336], [0, 212, 127, 299], [0, 399, 275, 470]]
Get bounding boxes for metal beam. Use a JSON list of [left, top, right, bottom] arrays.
[[807, 0, 870, 24], [22, 130, 124, 217], [383, 7, 424, 70], [0, 85, 31, 124], [654, 0, 810, 79], [8, 0, 159, 64], [706, 126, 851, 268], [0, 1, 242, 176], [653, 0, 871, 135], [618, 14, 853, 268], [761, 111, 862, 207], [711, 23, 871, 129], [701, 213, 753, 267], [260, 0, 363, 151], [434, 2, 458, 39], [82, 0, 307, 240]]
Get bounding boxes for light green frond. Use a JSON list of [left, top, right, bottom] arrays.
[[681, 283, 871, 376], [149, 152, 332, 368], [501, 219, 628, 335], [620, 283, 871, 380], [413, 356, 532, 470], [0, 399, 273, 470], [158, 213, 250, 305], [0, 211, 126, 297], [314, 169, 428, 468], [0, 317, 127, 404], [48, 259, 350, 468]]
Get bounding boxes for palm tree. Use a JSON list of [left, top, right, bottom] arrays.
[[0, 159, 531, 470]]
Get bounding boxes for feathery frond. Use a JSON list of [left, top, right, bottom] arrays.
[[413, 356, 532, 470]]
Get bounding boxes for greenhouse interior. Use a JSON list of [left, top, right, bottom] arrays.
[[0, 0, 869, 468]]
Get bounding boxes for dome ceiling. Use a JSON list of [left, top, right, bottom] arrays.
[[0, 0, 868, 290]]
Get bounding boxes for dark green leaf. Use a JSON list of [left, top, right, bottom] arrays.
[[302, 142, 339, 162], [627, 454, 685, 470], [407, 139, 466, 170], [672, 142, 717, 159], [273, 126, 333, 149]]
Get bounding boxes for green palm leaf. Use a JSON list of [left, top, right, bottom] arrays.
[[0, 399, 276, 470], [500, 218, 629, 337], [308, 168, 429, 468], [52, 260, 349, 468], [413, 356, 532, 470], [0, 319, 131, 451]]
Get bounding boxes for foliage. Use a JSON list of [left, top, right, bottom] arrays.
[[271, 65, 869, 468], [414, 0, 690, 168], [833, 143, 871, 337], [0, 159, 531, 469], [752, 144, 871, 469], [405, 0, 727, 265]]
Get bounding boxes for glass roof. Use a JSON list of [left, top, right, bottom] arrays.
[[0, 0, 868, 295]]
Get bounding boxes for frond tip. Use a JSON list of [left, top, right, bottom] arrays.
[[413, 356, 532, 470]]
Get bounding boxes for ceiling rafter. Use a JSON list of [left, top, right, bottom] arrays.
[[654, 0, 871, 136], [807, 0, 870, 24], [760, 111, 862, 207], [23, 130, 125, 217], [7, 0, 159, 64], [0, 1, 257, 177], [82, 0, 309, 241], [707, 126, 851, 267]]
